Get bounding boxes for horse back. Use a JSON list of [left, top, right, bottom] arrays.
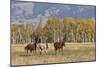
[[54, 42, 64, 49], [25, 43, 36, 50], [54, 42, 60, 48]]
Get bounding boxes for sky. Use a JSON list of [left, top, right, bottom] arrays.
[[11, 0, 96, 24]]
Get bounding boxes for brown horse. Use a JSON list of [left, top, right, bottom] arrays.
[[24, 42, 37, 54], [54, 41, 65, 55]]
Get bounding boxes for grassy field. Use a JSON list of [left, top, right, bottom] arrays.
[[11, 43, 96, 66]]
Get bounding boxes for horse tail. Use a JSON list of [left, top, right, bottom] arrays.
[[24, 46, 27, 50], [25, 45, 29, 50]]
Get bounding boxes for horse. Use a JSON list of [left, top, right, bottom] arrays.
[[24, 42, 37, 54], [54, 41, 65, 55], [37, 42, 48, 55]]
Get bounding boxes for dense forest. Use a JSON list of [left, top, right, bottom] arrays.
[[11, 17, 96, 44]]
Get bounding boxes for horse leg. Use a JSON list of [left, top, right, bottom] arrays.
[[27, 50, 28, 54], [39, 47, 43, 55], [45, 49, 47, 54], [38, 48, 41, 55], [28, 49, 32, 55], [39, 50, 42, 55], [34, 50, 36, 54], [33, 50, 36, 55], [55, 49, 57, 55], [33, 50, 34, 55], [30, 50, 32, 53], [59, 49, 60, 53], [61, 48, 63, 55], [26, 49, 29, 56]]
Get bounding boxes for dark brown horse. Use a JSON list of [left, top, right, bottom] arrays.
[[24, 42, 37, 54], [54, 41, 65, 55]]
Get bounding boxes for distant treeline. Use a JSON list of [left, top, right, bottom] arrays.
[[11, 17, 96, 44]]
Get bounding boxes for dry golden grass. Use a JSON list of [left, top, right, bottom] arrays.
[[11, 43, 96, 66]]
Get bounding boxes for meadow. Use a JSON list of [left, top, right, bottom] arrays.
[[11, 43, 96, 66]]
